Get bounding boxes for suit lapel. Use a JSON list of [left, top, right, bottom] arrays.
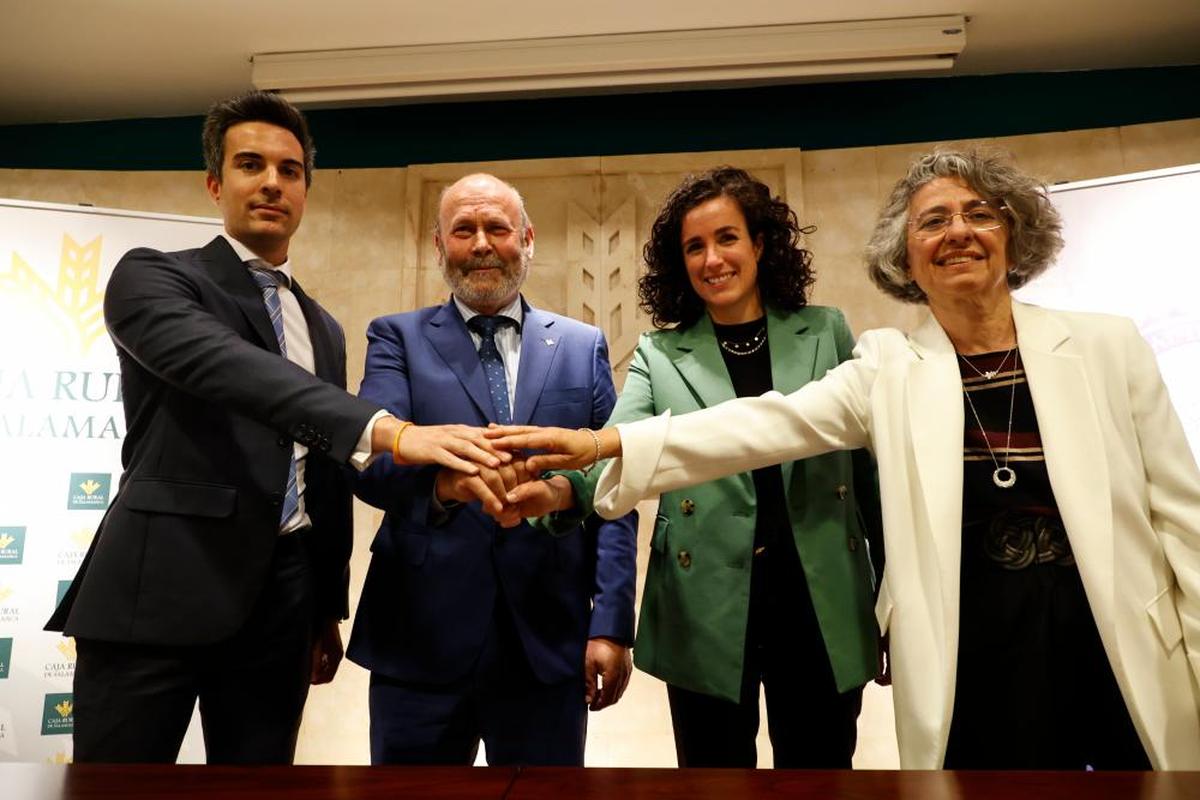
[[669, 316, 737, 409], [906, 311, 965, 644], [768, 307, 817, 495], [513, 305, 562, 424], [202, 236, 279, 354], [669, 315, 751, 498], [290, 280, 339, 383], [424, 301, 497, 422], [1012, 301, 1115, 642]]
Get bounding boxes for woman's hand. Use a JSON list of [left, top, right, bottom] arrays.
[[485, 425, 620, 472]]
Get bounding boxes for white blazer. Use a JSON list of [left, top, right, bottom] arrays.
[[595, 301, 1200, 769]]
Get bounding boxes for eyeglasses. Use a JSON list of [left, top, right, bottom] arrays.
[[908, 201, 1008, 239]]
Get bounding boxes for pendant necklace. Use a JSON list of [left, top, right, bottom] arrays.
[[959, 346, 1013, 381], [959, 349, 1018, 489]]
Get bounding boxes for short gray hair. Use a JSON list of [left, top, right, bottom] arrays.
[[865, 148, 1064, 304]]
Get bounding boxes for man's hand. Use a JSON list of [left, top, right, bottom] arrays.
[[373, 417, 509, 473], [505, 474, 575, 518], [584, 637, 631, 711], [485, 425, 621, 473], [435, 460, 533, 526], [310, 619, 344, 685]]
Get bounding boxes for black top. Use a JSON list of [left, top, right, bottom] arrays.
[[946, 349, 1146, 769], [713, 317, 791, 554]]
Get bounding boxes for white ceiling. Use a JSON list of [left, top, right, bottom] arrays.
[[2, 0, 1197, 125]]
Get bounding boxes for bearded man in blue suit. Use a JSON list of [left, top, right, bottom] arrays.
[[348, 173, 637, 765]]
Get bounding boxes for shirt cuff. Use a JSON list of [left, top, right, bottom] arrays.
[[348, 410, 391, 471]]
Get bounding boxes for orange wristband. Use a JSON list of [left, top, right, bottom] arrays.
[[391, 421, 414, 464]]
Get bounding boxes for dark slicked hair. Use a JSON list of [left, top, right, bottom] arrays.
[[202, 91, 315, 187], [640, 166, 815, 329]]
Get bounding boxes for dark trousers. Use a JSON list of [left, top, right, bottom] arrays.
[[667, 538, 863, 769], [72, 532, 314, 764], [369, 601, 587, 766]]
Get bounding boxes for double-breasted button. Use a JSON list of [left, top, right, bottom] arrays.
[[680, 499, 696, 516], [836, 485, 848, 500], [677, 550, 692, 568]]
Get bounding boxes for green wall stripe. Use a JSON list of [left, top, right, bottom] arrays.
[[2, 66, 1197, 171]]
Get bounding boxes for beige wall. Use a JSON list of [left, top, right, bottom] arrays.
[[4, 116, 1197, 766]]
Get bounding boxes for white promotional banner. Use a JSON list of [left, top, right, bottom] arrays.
[[1016, 164, 1200, 463], [0, 199, 221, 763]]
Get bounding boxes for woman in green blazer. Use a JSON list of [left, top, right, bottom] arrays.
[[549, 167, 883, 767]]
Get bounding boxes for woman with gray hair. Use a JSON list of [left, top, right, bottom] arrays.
[[490, 149, 1200, 770]]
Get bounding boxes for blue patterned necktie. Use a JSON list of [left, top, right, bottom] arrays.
[[467, 315, 514, 425], [250, 267, 299, 527]]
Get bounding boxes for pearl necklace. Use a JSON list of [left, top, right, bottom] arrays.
[[717, 325, 767, 356]]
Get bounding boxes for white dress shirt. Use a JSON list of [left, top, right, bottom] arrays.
[[221, 233, 380, 533]]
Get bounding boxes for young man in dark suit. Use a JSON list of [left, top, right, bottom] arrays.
[[47, 91, 499, 764]]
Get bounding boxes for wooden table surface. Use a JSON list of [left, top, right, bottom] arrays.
[[3, 764, 1197, 799]]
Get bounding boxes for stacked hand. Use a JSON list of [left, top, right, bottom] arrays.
[[435, 459, 574, 527], [484, 425, 622, 472]]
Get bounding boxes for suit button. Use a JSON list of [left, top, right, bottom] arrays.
[[677, 550, 691, 569], [319, 440, 331, 452], [849, 536, 858, 552], [680, 499, 695, 516], [268, 492, 284, 507], [277, 436, 290, 448], [836, 485, 848, 500]]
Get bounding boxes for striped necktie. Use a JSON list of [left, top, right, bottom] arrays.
[[250, 267, 299, 527]]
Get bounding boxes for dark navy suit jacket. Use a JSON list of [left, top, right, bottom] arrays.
[[347, 298, 637, 685], [48, 236, 379, 645]]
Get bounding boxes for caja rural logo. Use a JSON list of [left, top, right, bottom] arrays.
[[67, 473, 111, 510], [0, 527, 24, 565]]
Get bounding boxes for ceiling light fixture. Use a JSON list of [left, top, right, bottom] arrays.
[[252, 15, 967, 106]]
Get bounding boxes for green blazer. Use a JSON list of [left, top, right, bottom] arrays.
[[566, 305, 883, 702]]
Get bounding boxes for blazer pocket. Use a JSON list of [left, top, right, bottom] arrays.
[[650, 515, 669, 554], [123, 478, 236, 518], [875, 576, 894, 636], [1146, 586, 1183, 654]]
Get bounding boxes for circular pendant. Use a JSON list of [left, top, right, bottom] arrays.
[[993, 467, 1016, 488]]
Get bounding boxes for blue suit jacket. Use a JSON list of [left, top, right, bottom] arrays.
[[347, 298, 638, 685]]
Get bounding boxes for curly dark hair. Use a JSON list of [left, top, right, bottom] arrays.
[[639, 166, 814, 328], [202, 90, 315, 188]]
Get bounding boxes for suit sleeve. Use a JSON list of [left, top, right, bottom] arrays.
[[594, 328, 881, 519], [584, 328, 638, 643], [104, 247, 381, 461], [1124, 319, 1200, 687], [351, 316, 444, 521]]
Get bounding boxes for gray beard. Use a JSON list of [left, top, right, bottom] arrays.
[[444, 253, 528, 309]]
